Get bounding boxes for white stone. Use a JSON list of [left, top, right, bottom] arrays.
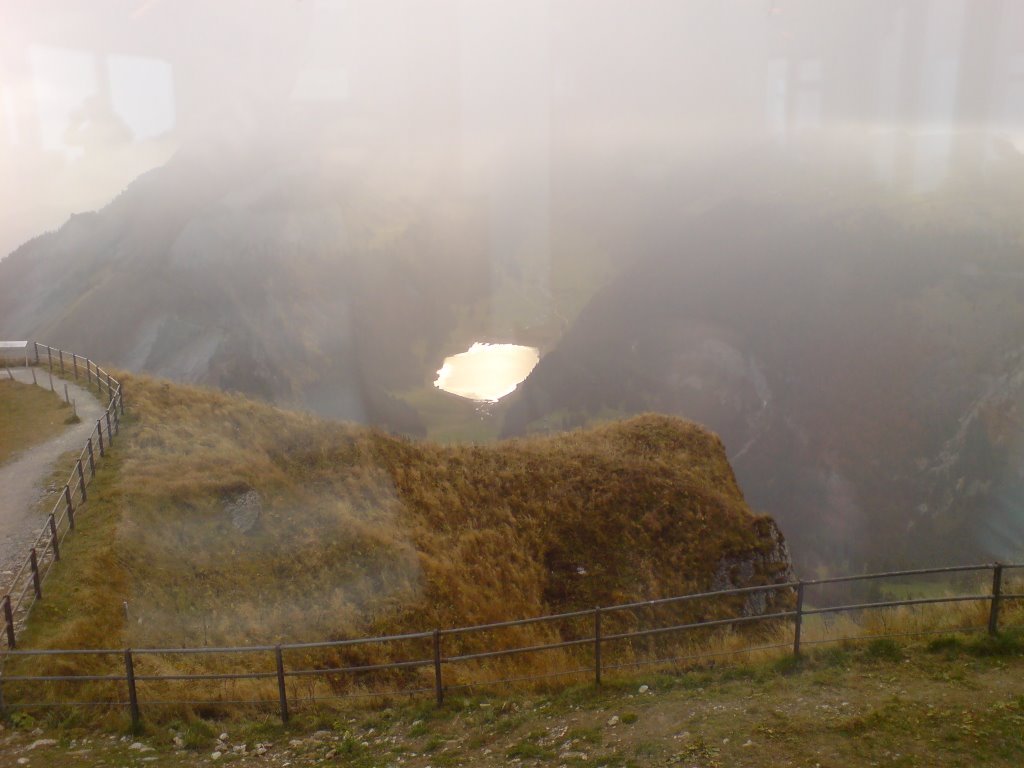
[[638, 685, 649, 694], [211, 751, 222, 761], [27, 739, 57, 750], [606, 716, 619, 726]]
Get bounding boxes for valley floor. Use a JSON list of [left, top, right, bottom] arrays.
[[2, 636, 1022, 767]]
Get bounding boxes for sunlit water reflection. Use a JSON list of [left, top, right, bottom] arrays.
[[434, 343, 540, 402]]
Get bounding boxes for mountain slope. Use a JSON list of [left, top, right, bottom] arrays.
[[21, 372, 792, 660], [503, 198, 1024, 570], [0, 143, 495, 434]]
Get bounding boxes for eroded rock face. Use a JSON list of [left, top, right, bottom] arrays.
[[710, 520, 794, 616], [226, 489, 263, 533]]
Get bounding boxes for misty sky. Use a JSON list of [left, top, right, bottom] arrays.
[[2, 1, 1024, 260]]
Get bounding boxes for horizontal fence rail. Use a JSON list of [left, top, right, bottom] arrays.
[[1, 343, 125, 652], [0, 562, 1021, 726]]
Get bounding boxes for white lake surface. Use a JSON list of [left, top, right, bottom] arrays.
[[434, 343, 540, 402]]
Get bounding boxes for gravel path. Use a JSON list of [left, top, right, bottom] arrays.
[[0, 367, 106, 586]]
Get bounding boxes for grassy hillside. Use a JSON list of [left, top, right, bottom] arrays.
[[14, 372, 791, 696]]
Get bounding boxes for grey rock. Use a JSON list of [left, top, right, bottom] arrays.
[[226, 489, 262, 533]]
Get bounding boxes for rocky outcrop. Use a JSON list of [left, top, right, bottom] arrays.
[[711, 519, 794, 616]]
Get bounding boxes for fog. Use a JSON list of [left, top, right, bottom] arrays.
[[4, 1, 1024, 570], [3, 1, 1023, 260]]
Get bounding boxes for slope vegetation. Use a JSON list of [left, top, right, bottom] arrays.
[[21, 373, 791, 664]]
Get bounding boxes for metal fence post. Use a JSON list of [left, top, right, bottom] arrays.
[[119, 385, 125, 415], [58, 349, 65, 376], [64, 484, 76, 530], [33, 342, 39, 365], [594, 607, 602, 686], [47, 346, 52, 372], [77, 459, 87, 502], [433, 629, 444, 706], [86, 359, 92, 385], [124, 649, 140, 728], [3, 595, 15, 649], [989, 564, 1004, 636], [793, 582, 805, 657], [87, 438, 96, 477], [29, 549, 41, 599], [275, 646, 289, 723], [97, 420, 105, 457], [72, 353, 79, 380], [106, 410, 114, 446], [48, 514, 60, 561]]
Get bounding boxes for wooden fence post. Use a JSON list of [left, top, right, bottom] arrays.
[[87, 438, 96, 477], [46, 346, 52, 373], [119, 385, 125, 415], [594, 607, 602, 686], [124, 649, 140, 728], [3, 595, 15, 649], [86, 359, 92, 385], [105, 372, 112, 400], [793, 582, 805, 657], [433, 629, 444, 706], [58, 349, 65, 376], [989, 564, 1004, 636], [95, 366, 102, 396], [275, 646, 289, 724], [97, 420, 105, 457], [106, 410, 114, 445], [64, 484, 76, 530], [77, 459, 87, 502], [29, 549, 41, 599], [33, 342, 39, 365], [48, 514, 60, 562], [72, 353, 79, 380]]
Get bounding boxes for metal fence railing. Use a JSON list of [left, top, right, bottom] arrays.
[[1, 343, 124, 650], [0, 562, 1020, 726]]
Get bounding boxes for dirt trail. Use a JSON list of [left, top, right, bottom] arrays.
[[0, 368, 106, 584]]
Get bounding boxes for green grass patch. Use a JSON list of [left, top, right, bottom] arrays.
[[0, 378, 75, 465], [864, 638, 904, 662]]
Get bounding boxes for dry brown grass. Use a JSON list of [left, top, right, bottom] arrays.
[[5, 373, 1021, 727], [7, 372, 795, 709]]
